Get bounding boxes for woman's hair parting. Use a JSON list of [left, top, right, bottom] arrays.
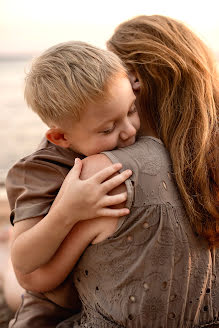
[[107, 15, 219, 246], [24, 41, 126, 125]]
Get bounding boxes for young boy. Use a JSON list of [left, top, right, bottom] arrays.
[[6, 41, 140, 327]]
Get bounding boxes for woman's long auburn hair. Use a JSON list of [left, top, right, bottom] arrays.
[[107, 15, 219, 246]]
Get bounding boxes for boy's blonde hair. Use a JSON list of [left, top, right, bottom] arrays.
[[24, 41, 126, 125], [108, 15, 219, 245]]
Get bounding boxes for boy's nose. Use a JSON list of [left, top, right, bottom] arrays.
[[120, 120, 136, 140]]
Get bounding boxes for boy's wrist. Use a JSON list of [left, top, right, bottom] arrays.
[[50, 201, 80, 228]]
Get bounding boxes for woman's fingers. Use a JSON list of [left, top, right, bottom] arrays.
[[91, 163, 123, 183], [102, 169, 132, 192]]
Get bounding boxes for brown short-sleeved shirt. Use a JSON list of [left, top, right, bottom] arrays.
[[70, 136, 219, 328], [6, 137, 83, 225]]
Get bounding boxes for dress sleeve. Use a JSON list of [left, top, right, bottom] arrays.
[[6, 159, 67, 225], [102, 150, 137, 212]]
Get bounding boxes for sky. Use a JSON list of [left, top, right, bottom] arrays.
[[1, 0, 219, 55]]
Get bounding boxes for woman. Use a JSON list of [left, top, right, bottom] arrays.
[[107, 15, 219, 245], [6, 15, 219, 327], [66, 15, 219, 327]]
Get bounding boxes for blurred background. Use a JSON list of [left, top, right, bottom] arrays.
[[0, 0, 219, 215]]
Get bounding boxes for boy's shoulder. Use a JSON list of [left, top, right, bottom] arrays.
[[6, 136, 81, 184], [28, 137, 81, 169], [6, 137, 83, 224], [6, 136, 83, 200]]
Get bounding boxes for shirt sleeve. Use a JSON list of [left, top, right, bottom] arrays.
[[6, 159, 67, 225]]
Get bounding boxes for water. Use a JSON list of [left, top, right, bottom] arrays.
[[0, 59, 47, 186]]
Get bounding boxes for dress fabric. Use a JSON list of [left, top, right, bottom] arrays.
[[69, 137, 219, 328]]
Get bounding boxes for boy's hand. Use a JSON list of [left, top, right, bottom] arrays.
[[53, 158, 132, 221]]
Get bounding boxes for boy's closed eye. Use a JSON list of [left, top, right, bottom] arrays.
[[100, 103, 137, 135], [101, 124, 116, 135], [128, 104, 137, 115]]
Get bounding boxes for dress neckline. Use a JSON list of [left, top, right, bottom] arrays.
[[141, 135, 163, 145]]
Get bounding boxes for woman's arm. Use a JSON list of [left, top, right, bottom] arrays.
[[15, 154, 128, 292], [11, 159, 131, 274]]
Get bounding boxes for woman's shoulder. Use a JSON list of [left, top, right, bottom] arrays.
[[102, 136, 171, 176], [80, 154, 113, 180], [109, 136, 168, 161], [80, 136, 171, 181]]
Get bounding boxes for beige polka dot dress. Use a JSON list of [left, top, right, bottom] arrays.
[[72, 137, 219, 328]]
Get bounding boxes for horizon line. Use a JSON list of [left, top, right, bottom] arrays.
[[1, 51, 219, 61]]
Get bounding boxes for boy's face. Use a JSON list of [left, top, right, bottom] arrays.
[[63, 75, 140, 156]]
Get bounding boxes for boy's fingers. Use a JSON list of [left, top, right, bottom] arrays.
[[102, 192, 128, 206], [71, 158, 83, 178], [99, 207, 130, 217], [102, 169, 132, 192], [91, 163, 123, 183]]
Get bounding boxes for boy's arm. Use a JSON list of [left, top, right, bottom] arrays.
[[14, 154, 128, 292], [11, 159, 131, 274], [14, 218, 116, 292]]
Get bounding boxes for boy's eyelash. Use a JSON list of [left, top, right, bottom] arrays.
[[102, 124, 116, 134], [100, 105, 136, 134], [128, 105, 137, 115]]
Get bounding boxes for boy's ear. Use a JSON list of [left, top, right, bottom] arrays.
[[128, 71, 141, 91], [46, 128, 70, 148]]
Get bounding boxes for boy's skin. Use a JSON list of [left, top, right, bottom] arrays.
[[11, 74, 140, 307]]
